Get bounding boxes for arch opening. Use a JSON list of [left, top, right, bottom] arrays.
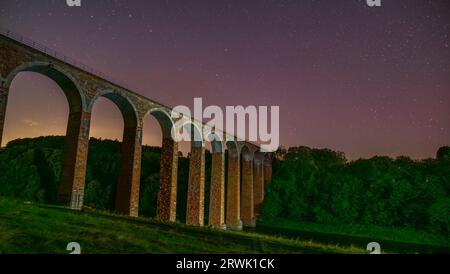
[[5, 63, 85, 113], [84, 97, 124, 210], [89, 91, 138, 129], [176, 122, 205, 225], [87, 90, 140, 216], [203, 131, 224, 227], [2, 72, 70, 146], [139, 108, 176, 219], [0, 68, 83, 206], [224, 139, 243, 230]]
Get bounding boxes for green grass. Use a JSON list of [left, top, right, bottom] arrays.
[[256, 218, 450, 254], [0, 197, 365, 254]]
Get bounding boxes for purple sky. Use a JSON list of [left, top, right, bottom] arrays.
[[0, 0, 449, 159]]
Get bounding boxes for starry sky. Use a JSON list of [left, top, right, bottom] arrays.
[[0, 0, 449, 159]]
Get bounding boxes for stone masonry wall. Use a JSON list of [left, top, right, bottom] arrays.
[[58, 111, 91, 209], [157, 138, 179, 221], [253, 160, 264, 218], [208, 152, 225, 228], [226, 155, 242, 230], [241, 159, 255, 227], [115, 126, 142, 217], [186, 146, 206, 226]]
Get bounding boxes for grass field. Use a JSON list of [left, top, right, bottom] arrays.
[[0, 197, 365, 254], [255, 218, 450, 254]]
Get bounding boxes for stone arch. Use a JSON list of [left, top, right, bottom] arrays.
[[88, 89, 138, 128], [226, 140, 239, 158], [203, 129, 226, 228], [240, 144, 254, 161], [254, 150, 266, 163], [204, 129, 225, 154], [141, 107, 178, 221], [143, 107, 174, 139], [1, 62, 91, 209], [179, 119, 204, 148], [88, 89, 141, 216], [183, 119, 206, 226], [4, 61, 86, 112], [224, 138, 242, 230]]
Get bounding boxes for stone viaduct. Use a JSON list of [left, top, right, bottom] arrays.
[[0, 30, 273, 230]]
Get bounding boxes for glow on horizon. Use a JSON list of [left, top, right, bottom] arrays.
[[1, 1, 449, 160]]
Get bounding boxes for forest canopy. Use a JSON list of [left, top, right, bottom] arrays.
[[262, 146, 450, 235], [0, 137, 448, 235]]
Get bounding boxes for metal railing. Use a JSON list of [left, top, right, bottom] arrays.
[[0, 27, 128, 89]]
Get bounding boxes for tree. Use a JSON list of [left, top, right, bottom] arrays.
[[437, 146, 450, 160], [260, 145, 450, 235]]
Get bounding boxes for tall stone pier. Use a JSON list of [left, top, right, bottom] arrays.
[[208, 150, 226, 228], [186, 145, 206, 226]]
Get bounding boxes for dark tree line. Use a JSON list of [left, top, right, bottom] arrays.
[[0, 136, 214, 222], [262, 146, 450, 235], [1, 137, 448, 235]]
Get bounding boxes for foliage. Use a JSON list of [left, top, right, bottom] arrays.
[[437, 146, 450, 160], [262, 146, 450, 235], [0, 136, 200, 221], [1, 137, 448, 237]]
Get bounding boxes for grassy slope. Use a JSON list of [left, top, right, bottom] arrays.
[[0, 197, 364, 254], [256, 218, 450, 254]]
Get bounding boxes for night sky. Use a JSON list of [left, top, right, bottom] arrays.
[[0, 0, 449, 159]]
